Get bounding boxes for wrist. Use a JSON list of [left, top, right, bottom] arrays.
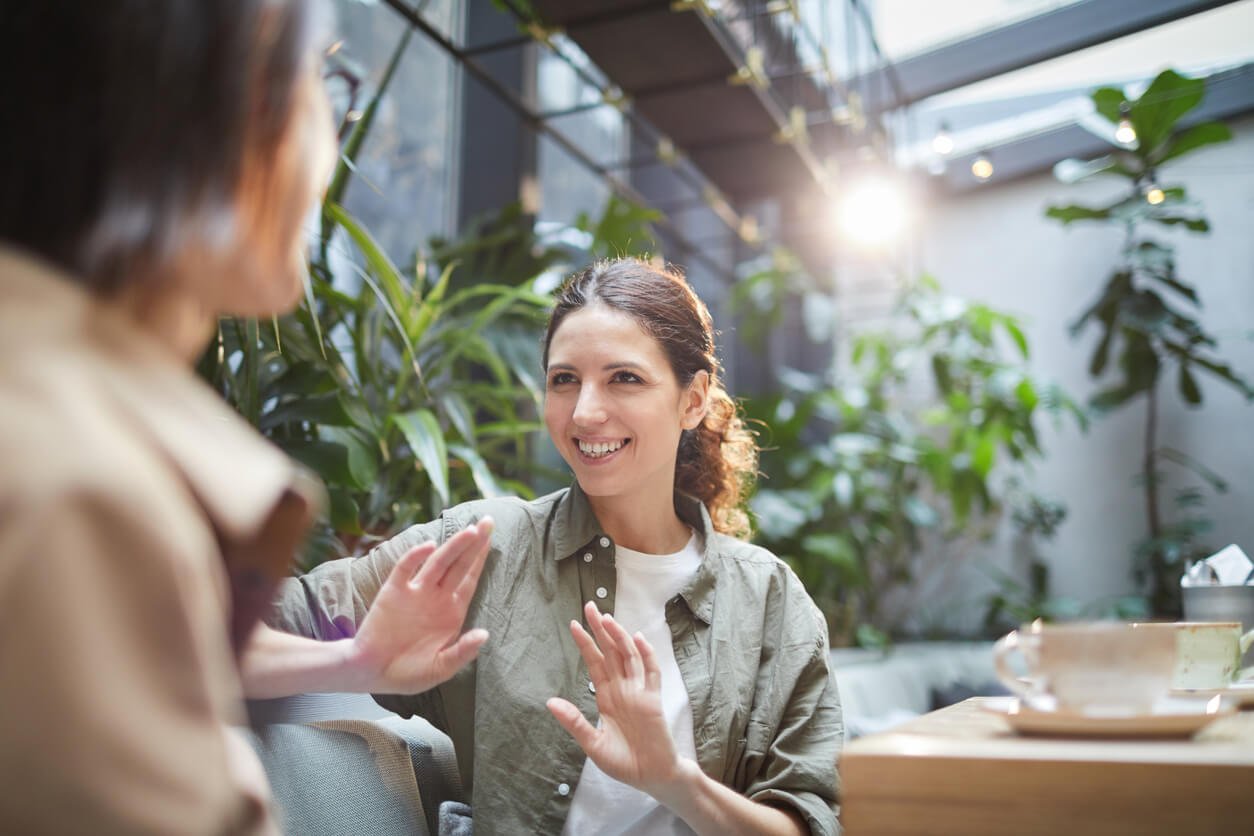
[[643, 756, 705, 810], [338, 637, 377, 692]]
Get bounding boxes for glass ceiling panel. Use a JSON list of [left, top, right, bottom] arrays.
[[896, 0, 1254, 167], [933, 0, 1254, 104], [871, 0, 1085, 62]]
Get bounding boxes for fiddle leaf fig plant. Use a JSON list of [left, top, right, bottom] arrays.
[[1045, 68, 1253, 616]]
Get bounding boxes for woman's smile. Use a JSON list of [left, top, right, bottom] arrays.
[[575, 437, 631, 462]]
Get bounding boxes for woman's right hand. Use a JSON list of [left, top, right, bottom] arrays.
[[346, 518, 494, 694], [546, 601, 685, 794]]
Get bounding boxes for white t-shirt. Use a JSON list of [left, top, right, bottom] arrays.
[[561, 532, 703, 836]]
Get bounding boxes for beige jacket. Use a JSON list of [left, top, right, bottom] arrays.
[[0, 247, 319, 834]]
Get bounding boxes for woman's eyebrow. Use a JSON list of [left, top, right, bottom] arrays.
[[546, 361, 647, 373]]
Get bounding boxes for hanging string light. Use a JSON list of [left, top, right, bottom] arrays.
[[1143, 171, 1165, 205], [971, 151, 993, 181], [1115, 102, 1137, 145], [931, 121, 954, 156]]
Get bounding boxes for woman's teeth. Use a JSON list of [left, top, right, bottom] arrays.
[[578, 439, 626, 458]]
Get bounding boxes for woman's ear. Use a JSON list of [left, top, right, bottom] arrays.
[[681, 370, 711, 430]]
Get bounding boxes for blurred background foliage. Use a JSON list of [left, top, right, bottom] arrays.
[[739, 274, 1085, 646]]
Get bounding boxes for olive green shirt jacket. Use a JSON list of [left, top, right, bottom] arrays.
[[269, 485, 843, 834]]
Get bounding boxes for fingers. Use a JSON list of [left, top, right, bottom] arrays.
[[433, 628, 490, 680], [601, 612, 644, 682], [546, 698, 599, 754], [415, 518, 493, 589], [569, 620, 607, 683], [635, 632, 662, 693], [584, 602, 627, 680], [388, 542, 437, 589]]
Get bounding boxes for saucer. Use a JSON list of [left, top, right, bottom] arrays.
[[1170, 679, 1254, 707], [981, 696, 1235, 738]]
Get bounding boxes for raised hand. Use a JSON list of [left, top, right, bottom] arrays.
[[347, 518, 494, 694], [546, 601, 682, 793]]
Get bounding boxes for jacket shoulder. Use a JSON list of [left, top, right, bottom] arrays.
[[437, 488, 565, 532]]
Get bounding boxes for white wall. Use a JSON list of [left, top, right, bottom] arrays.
[[905, 114, 1254, 611]]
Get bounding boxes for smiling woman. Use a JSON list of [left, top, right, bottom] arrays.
[[268, 257, 843, 835]]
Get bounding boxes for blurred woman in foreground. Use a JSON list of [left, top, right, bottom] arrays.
[[0, 3, 491, 832]]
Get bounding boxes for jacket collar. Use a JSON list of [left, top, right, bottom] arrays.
[[0, 245, 323, 544], [550, 480, 719, 624]]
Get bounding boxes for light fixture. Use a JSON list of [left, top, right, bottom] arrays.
[[931, 121, 954, 156], [971, 152, 993, 181], [1115, 103, 1137, 145], [835, 175, 910, 249], [1143, 172, 1165, 205]]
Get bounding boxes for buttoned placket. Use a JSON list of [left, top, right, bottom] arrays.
[[546, 533, 620, 828]]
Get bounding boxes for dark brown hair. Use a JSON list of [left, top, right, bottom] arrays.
[[0, 0, 317, 291], [543, 258, 758, 539]]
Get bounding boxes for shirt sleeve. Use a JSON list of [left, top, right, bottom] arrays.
[[0, 487, 276, 835], [266, 516, 446, 641], [264, 516, 451, 725], [743, 591, 844, 836]]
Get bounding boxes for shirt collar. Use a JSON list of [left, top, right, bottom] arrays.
[[0, 245, 324, 544], [550, 481, 719, 624]]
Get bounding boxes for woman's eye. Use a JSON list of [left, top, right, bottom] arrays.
[[547, 372, 576, 387], [612, 371, 642, 384]]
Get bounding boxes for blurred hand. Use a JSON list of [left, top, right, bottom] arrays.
[[547, 601, 682, 793], [347, 518, 493, 694]]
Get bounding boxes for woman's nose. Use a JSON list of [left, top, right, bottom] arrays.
[[572, 385, 608, 426]]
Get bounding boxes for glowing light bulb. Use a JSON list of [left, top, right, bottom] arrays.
[[1115, 103, 1136, 145], [835, 177, 910, 248], [931, 121, 954, 156], [971, 153, 993, 181]]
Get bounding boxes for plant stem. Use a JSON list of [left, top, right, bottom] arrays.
[[1144, 380, 1161, 543]]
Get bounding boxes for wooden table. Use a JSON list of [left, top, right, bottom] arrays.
[[839, 697, 1254, 835]]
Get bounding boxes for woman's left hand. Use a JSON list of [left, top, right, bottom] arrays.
[[547, 601, 682, 794]]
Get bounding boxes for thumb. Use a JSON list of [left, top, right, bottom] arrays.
[[546, 697, 599, 753], [431, 628, 489, 681]]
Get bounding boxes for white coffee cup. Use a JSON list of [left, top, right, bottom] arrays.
[[993, 620, 1177, 715], [1132, 621, 1254, 690]]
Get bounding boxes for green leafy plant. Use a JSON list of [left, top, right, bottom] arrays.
[[1045, 68, 1252, 616], [746, 276, 1082, 646], [199, 204, 555, 568]]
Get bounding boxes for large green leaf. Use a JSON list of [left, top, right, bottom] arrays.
[[1129, 69, 1205, 154], [1045, 204, 1111, 225], [448, 443, 504, 498], [394, 408, 450, 505], [1091, 87, 1127, 124], [1157, 121, 1232, 166], [1178, 364, 1202, 405]]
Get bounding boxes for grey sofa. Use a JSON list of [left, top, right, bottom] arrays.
[[244, 693, 464, 836]]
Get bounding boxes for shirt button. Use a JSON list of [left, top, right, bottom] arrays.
[[595, 587, 608, 599], [588, 681, 596, 694], [583, 552, 593, 563], [599, 536, 610, 548], [557, 782, 571, 797]]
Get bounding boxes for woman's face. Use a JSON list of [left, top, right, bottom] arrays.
[[544, 303, 708, 508]]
